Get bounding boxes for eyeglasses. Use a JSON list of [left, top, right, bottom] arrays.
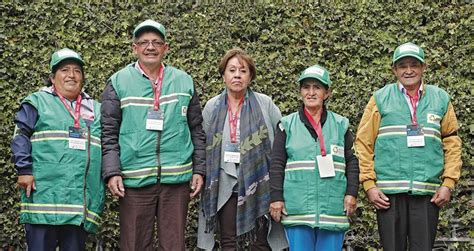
[[135, 40, 165, 48]]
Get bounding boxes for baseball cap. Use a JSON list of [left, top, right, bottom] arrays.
[[133, 19, 166, 40], [49, 48, 84, 72], [298, 64, 331, 87], [392, 42, 425, 64]]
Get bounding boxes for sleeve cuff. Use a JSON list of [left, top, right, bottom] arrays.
[[17, 167, 33, 176], [270, 190, 284, 203], [441, 178, 456, 190], [363, 180, 376, 191]]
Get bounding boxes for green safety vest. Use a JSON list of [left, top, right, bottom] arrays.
[[20, 90, 104, 234], [374, 83, 449, 195], [110, 64, 194, 187], [280, 111, 350, 231]]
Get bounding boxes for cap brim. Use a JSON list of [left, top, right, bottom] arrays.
[[392, 54, 425, 65], [298, 75, 330, 87]]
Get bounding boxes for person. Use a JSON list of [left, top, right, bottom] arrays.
[[355, 42, 462, 251], [101, 19, 206, 251], [269, 64, 359, 251], [11, 48, 104, 251], [197, 48, 287, 250]]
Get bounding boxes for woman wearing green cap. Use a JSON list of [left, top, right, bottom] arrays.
[[11, 48, 104, 250], [269, 65, 359, 251]]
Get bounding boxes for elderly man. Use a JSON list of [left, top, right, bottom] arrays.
[[101, 20, 206, 250], [356, 42, 462, 250], [11, 48, 104, 250]]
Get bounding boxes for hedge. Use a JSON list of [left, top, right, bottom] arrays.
[[1, 1, 472, 250]]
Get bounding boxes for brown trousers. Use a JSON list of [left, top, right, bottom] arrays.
[[218, 195, 271, 251], [119, 182, 190, 251]]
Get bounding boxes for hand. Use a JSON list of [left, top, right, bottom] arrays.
[[269, 201, 287, 222], [344, 195, 357, 216], [107, 176, 125, 198], [190, 174, 204, 199], [366, 187, 390, 210], [17, 175, 36, 198], [430, 186, 451, 207]]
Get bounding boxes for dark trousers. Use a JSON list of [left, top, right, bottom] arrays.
[[119, 182, 190, 251], [376, 193, 440, 251], [25, 224, 87, 251], [218, 195, 271, 251]]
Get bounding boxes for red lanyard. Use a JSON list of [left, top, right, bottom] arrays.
[[406, 90, 420, 125], [304, 108, 327, 156], [54, 87, 83, 128], [228, 96, 244, 143], [139, 63, 165, 111]]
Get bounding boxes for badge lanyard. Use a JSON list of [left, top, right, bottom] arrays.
[[406, 90, 419, 125], [54, 86, 83, 128], [227, 96, 244, 143], [304, 108, 327, 156], [139, 62, 165, 111]]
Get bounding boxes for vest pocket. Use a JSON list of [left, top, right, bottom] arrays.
[[283, 170, 313, 214]]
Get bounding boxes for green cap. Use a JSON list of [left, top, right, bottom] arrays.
[[133, 19, 166, 39], [298, 64, 331, 87], [49, 48, 84, 72], [392, 42, 425, 64]]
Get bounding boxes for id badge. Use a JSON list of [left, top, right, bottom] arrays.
[[69, 126, 86, 150], [316, 154, 335, 178], [224, 143, 240, 163], [146, 109, 164, 131], [406, 124, 425, 147]]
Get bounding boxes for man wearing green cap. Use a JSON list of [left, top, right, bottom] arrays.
[[356, 42, 462, 250], [101, 19, 206, 250], [269, 65, 359, 251], [11, 48, 104, 250]]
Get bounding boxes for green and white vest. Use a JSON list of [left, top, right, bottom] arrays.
[[110, 64, 194, 187], [20, 90, 104, 234], [374, 83, 449, 195], [280, 111, 350, 231]]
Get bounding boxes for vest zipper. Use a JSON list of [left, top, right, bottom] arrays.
[[83, 126, 92, 224], [157, 131, 161, 181]]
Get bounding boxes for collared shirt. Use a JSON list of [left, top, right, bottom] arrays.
[[398, 82, 424, 116], [134, 61, 162, 84]]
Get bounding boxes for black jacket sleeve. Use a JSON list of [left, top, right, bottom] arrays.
[[100, 81, 123, 181], [187, 90, 206, 176], [11, 103, 38, 175], [269, 122, 287, 202], [344, 130, 359, 197]]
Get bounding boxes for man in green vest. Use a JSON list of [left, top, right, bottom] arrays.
[[101, 20, 206, 250], [11, 48, 105, 250], [356, 42, 462, 250]]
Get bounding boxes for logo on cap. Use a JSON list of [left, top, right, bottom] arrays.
[[305, 66, 325, 77], [399, 44, 420, 54]]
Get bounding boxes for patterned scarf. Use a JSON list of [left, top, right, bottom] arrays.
[[202, 89, 272, 239]]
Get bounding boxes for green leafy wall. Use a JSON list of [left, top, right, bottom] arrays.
[[1, 1, 472, 250]]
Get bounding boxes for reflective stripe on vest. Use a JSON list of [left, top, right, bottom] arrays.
[[122, 167, 158, 179], [412, 181, 440, 193], [20, 203, 102, 226], [120, 93, 192, 108], [376, 180, 411, 191], [377, 125, 441, 141], [161, 162, 193, 176], [281, 214, 316, 225], [122, 162, 193, 179], [30, 130, 101, 147], [86, 210, 101, 225], [21, 203, 83, 215], [319, 214, 349, 226], [285, 160, 346, 173]]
